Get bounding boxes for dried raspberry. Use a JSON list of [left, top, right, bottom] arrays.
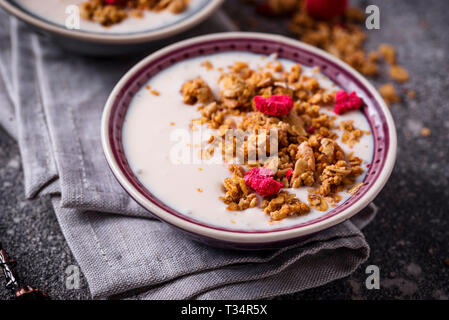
[[334, 90, 363, 115], [244, 167, 283, 197], [254, 95, 294, 116], [306, 0, 348, 20], [286, 168, 293, 180], [307, 126, 315, 134], [255, 1, 275, 16], [104, 0, 125, 5]]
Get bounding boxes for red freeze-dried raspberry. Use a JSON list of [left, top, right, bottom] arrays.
[[255, 1, 275, 16], [306, 126, 315, 134], [306, 0, 348, 20], [286, 168, 293, 180], [244, 167, 283, 197], [105, 0, 125, 5], [254, 95, 294, 116], [334, 90, 363, 115]]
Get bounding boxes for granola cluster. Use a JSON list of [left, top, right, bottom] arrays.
[[220, 165, 258, 211], [181, 57, 367, 221], [80, 0, 189, 26], [340, 120, 369, 148]]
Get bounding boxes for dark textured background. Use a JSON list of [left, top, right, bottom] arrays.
[[0, 0, 448, 300]]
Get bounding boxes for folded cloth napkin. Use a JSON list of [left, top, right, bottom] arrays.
[[0, 8, 375, 299]]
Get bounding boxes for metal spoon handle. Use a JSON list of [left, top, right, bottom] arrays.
[[0, 242, 50, 300]]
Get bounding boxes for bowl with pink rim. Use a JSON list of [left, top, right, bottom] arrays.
[[101, 32, 397, 250]]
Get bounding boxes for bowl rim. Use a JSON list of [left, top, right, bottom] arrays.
[[0, 0, 224, 44], [101, 32, 397, 244]]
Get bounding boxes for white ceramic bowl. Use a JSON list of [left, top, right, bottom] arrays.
[[0, 0, 224, 55], [101, 32, 397, 249]]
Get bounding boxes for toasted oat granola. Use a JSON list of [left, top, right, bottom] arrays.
[[181, 77, 214, 105], [389, 65, 410, 83], [80, 0, 190, 27], [378, 43, 396, 65], [420, 127, 431, 137], [262, 191, 310, 221], [379, 83, 401, 105], [340, 120, 370, 147], [180, 57, 366, 221]]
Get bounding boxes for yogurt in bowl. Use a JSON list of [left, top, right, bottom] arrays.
[[123, 51, 374, 230], [102, 32, 397, 249]]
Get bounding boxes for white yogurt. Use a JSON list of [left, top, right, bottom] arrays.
[[122, 52, 374, 230], [15, 0, 207, 34]]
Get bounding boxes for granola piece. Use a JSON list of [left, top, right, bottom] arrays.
[[231, 61, 253, 79], [220, 166, 258, 211], [285, 110, 307, 137], [291, 142, 315, 187], [198, 101, 226, 129], [420, 127, 431, 137], [200, 102, 219, 119], [407, 90, 416, 99], [320, 138, 335, 163], [389, 65, 410, 83], [266, 60, 283, 73], [344, 6, 364, 22], [268, 0, 299, 15], [347, 153, 363, 167], [313, 94, 329, 107], [340, 120, 367, 147], [93, 4, 127, 26], [303, 77, 320, 92], [80, 1, 97, 20], [378, 43, 396, 65], [288, 64, 302, 83], [201, 60, 214, 70], [319, 160, 362, 196], [368, 51, 379, 62], [181, 77, 214, 105], [229, 164, 245, 177], [379, 83, 400, 105], [262, 191, 310, 221], [168, 0, 188, 14], [308, 193, 329, 211], [220, 73, 254, 109], [309, 93, 322, 104], [324, 193, 343, 207], [347, 182, 364, 195], [359, 59, 379, 76], [314, 137, 345, 174], [80, 0, 191, 27], [129, 8, 144, 18]]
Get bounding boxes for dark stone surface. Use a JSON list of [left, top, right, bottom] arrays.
[[0, 0, 448, 300]]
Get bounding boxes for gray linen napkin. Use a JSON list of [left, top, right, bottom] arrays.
[[0, 8, 374, 299]]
